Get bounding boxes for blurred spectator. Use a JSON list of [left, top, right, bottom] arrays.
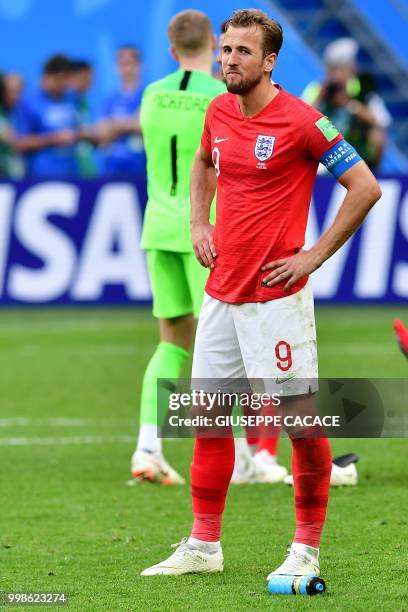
[[96, 45, 145, 177], [303, 38, 391, 169], [69, 60, 93, 123], [0, 72, 25, 178], [69, 59, 99, 178], [14, 54, 80, 177]]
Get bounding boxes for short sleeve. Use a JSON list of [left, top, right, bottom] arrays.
[[300, 104, 362, 178], [301, 106, 343, 161]]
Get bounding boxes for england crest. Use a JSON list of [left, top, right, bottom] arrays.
[[254, 135, 275, 162]]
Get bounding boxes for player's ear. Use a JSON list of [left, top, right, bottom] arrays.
[[264, 52, 277, 74], [210, 33, 217, 53], [169, 45, 179, 62]]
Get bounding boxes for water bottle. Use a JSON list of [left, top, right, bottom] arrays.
[[268, 574, 326, 595]]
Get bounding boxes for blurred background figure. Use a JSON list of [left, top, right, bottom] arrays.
[[69, 59, 99, 178], [97, 45, 145, 178], [394, 320, 408, 358], [14, 54, 80, 177], [0, 72, 25, 178], [303, 38, 391, 170]]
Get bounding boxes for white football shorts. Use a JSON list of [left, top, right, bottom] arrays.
[[191, 281, 318, 397]]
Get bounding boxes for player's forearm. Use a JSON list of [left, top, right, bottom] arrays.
[[309, 179, 381, 267], [190, 151, 216, 227]]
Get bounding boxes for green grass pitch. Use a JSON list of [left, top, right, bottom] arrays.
[[1, 306, 407, 611]]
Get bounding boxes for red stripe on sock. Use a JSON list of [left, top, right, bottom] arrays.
[[295, 495, 329, 509], [191, 437, 234, 515], [191, 486, 227, 502]]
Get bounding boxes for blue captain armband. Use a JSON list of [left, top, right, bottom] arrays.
[[320, 139, 361, 178]]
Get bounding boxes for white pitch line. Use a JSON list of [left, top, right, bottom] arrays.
[[0, 417, 31, 427], [12, 344, 155, 357], [0, 435, 135, 447], [0, 417, 135, 428], [320, 344, 397, 354], [0, 318, 150, 334], [0, 417, 86, 427]]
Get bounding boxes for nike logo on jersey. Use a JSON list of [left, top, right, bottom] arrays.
[[275, 374, 296, 385], [214, 137, 228, 143]]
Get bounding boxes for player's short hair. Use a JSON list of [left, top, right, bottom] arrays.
[[168, 10, 212, 56], [43, 54, 72, 75], [220, 19, 229, 34], [224, 9, 283, 56]]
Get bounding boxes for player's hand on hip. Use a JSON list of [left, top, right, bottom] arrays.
[[261, 250, 320, 291], [191, 222, 217, 269]]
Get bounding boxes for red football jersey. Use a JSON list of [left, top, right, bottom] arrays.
[[200, 85, 343, 303]]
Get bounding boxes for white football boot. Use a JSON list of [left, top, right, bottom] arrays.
[[267, 543, 320, 581], [252, 450, 288, 483], [232, 443, 288, 484], [330, 461, 358, 486], [141, 538, 224, 576], [231, 451, 256, 484], [283, 460, 358, 487], [130, 450, 185, 485]]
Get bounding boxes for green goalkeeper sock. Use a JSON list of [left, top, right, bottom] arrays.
[[137, 342, 189, 452]]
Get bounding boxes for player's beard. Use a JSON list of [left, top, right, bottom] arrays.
[[225, 70, 263, 95]]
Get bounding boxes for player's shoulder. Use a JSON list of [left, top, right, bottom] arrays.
[[144, 71, 225, 98], [282, 89, 324, 123], [195, 74, 226, 97], [142, 74, 176, 98], [206, 91, 234, 112]]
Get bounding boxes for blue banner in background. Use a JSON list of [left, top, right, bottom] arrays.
[[307, 175, 408, 303], [0, 176, 407, 305]]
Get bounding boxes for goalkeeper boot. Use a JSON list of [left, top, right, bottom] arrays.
[[267, 543, 320, 581], [141, 537, 223, 576], [130, 450, 185, 485]]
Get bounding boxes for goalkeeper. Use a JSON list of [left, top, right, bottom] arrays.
[[130, 10, 225, 484]]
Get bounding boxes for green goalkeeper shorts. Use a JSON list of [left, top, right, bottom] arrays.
[[146, 250, 209, 319]]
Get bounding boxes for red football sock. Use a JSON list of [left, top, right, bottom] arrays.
[[246, 400, 280, 455], [191, 513, 223, 542], [291, 437, 332, 548], [258, 436, 279, 456], [191, 437, 235, 541], [256, 401, 280, 456]]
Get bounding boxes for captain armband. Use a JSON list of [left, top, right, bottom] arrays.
[[320, 139, 362, 178]]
